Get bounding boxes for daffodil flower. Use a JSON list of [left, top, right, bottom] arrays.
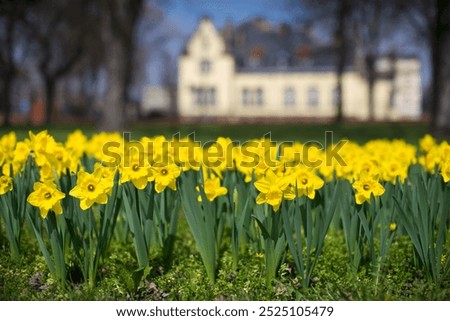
[[27, 181, 65, 219], [254, 169, 292, 212], [352, 170, 385, 205], [69, 167, 112, 210], [440, 159, 450, 183], [151, 163, 181, 193], [119, 154, 151, 190], [197, 175, 228, 202], [290, 166, 324, 199], [0, 176, 13, 195]]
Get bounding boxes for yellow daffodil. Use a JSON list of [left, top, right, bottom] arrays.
[[419, 134, 436, 153], [440, 160, 450, 183], [0, 176, 13, 195], [27, 181, 65, 219], [290, 166, 324, 199], [65, 130, 87, 159], [352, 170, 385, 205], [151, 163, 181, 193], [197, 174, 228, 202], [0, 132, 16, 160], [254, 169, 292, 212], [94, 162, 116, 188], [119, 153, 151, 190], [382, 160, 408, 184], [47, 143, 71, 177], [13, 141, 31, 164], [86, 132, 123, 161], [28, 130, 57, 156], [69, 167, 112, 210]]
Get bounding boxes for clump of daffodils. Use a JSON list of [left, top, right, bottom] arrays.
[[0, 130, 442, 217]]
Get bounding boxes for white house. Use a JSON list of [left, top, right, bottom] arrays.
[[141, 86, 171, 116], [178, 17, 421, 121]]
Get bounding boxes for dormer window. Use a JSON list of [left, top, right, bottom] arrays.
[[249, 46, 264, 67], [200, 59, 211, 74], [296, 46, 311, 58]]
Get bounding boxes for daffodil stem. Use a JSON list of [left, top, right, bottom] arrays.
[[47, 212, 66, 288], [0, 196, 21, 261]]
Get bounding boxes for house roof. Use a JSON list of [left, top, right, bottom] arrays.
[[221, 17, 355, 72]]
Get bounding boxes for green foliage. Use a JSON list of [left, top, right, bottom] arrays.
[[394, 165, 450, 284], [1, 218, 449, 301]]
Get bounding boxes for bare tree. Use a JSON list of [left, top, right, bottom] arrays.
[[160, 51, 178, 118], [350, 0, 398, 121], [25, 0, 97, 125], [334, 0, 353, 123], [95, 0, 144, 131], [289, 0, 355, 123], [0, 0, 32, 126], [398, 0, 450, 134]]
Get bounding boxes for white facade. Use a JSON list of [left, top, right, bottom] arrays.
[[141, 86, 171, 116], [178, 18, 422, 121]]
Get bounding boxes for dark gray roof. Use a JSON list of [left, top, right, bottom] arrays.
[[221, 17, 354, 72]]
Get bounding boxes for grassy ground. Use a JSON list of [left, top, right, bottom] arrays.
[[1, 215, 448, 301], [1, 121, 429, 144]]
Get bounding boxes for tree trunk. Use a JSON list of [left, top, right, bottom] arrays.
[[99, 5, 126, 131], [44, 77, 55, 125], [1, 18, 15, 127], [2, 71, 13, 127], [430, 0, 450, 135], [335, 0, 349, 123], [366, 55, 376, 121], [430, 27, 441, 133]]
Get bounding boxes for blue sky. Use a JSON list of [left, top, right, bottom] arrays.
[[165, 0, 294, 32]]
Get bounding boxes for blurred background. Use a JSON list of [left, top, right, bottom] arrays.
[[0, 0, 449, 140]]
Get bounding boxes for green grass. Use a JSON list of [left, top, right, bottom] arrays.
[[1, 215, 448, 301], [128, 122, 429, 144], [1, 122, 429, 144]]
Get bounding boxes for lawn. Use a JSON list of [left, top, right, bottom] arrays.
[[1, 121, 429, 143], [1, 216, 448, 300]]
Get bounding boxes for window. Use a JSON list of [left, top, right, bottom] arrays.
[[307, 87, 319, 108], [242, 88, 250, 106], [191, 87, 216, 107], [332, 87, 339, 107], [207, 88, 216, 106], [200, 60, 211, 74], [255, 88, 263, 106], [242, 88, 264, 107], [284, 87, 296, 107]]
